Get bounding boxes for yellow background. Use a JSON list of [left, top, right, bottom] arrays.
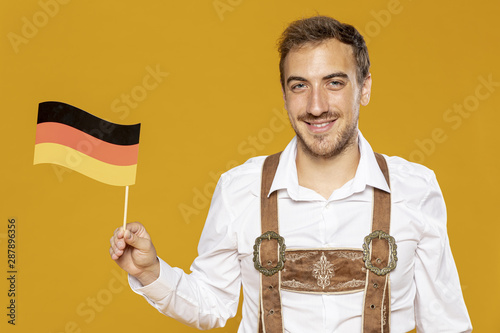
[[1, 0, 498, 332]]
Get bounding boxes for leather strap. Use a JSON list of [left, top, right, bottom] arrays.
[[258, 152, 283, 333], [362, 153, 391, 332], [257, 152, 392, 332]]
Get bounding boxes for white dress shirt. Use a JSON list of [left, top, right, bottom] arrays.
[[130, 131, 472, 333]]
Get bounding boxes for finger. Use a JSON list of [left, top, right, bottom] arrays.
[[109, 238, 122, 256], [109, 246, 121, 260], [125, 222, 150, 239], [111, 240, 124, 255], [110, 227, 128, 260], [114, 227, 125, 239], [109, 233, 118, 247], [110, 233, 126, 253], [124, 229, 152, 251], [110, 233, 120, 248]]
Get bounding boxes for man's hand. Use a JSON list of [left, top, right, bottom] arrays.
[[109, 222, 160, 286]]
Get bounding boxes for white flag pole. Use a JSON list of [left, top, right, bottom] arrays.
[[123, 185, 129, 231]]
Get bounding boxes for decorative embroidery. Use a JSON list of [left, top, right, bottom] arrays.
[[337, 251, 364, 261], [286, 251, 318, 262], [281, 249, 366, 293], [335, 279, 365, 290], [312, 252, 335, 289], [282, 279, 316, 289], [282, 279, 365, 291]]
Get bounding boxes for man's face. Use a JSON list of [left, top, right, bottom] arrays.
[[283, 38, 371, 159]]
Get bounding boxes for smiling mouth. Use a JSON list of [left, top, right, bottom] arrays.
[[304, 119, 336, 133], [307, 121, 332, 128]]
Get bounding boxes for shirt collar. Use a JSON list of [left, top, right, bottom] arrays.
[[268, 130, 390, 200]]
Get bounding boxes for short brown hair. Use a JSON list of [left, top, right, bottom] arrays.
[[278, 16, 370, 88]]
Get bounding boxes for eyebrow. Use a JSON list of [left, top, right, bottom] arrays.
[[286, 76, 307, 85], [323, 72, 349, 80], [286, 72, 350, 85]]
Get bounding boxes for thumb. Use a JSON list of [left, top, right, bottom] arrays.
[[124, 229, 151, 251]]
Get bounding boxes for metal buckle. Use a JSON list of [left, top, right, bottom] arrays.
[[253, 231, 286, 276], [362, 230, 398, 276]]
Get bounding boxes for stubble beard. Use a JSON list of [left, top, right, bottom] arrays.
[[293, 111, 359, 159]]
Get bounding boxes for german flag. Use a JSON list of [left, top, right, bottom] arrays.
[[34, 102, 141, 186]]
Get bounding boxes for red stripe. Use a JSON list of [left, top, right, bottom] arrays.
[[35, 122, 139, 166]]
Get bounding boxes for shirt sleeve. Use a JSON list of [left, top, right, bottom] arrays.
[[128, 175, 241, 329], [414, 172, 472, 332]]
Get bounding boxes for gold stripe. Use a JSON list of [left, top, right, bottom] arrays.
[[34, 143, 137, 186]]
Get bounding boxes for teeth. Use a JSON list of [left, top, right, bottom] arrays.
[[311, 122, 330, 128]]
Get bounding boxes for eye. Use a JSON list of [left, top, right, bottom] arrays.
[[328, 80, 345, 90], [290, 82, 307, 91]]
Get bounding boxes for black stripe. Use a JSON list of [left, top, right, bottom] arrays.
[[38, 101, 140, 146]]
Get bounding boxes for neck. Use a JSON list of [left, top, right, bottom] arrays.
[[296, 136, 360, 200]]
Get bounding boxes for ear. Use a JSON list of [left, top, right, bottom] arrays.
[[360, 73, 372, 106]]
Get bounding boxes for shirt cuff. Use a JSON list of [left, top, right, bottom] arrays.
[[128, 257, 178, 303]]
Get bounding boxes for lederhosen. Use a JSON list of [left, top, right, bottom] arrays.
[[253, 152, 397, 333]]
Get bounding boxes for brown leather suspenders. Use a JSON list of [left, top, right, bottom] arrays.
[[253, 152, 397, 333], [255, 152, 284, 333], [361, 153, 396, 332]]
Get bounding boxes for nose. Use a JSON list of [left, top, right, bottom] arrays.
[[307, 87, 328, 116]]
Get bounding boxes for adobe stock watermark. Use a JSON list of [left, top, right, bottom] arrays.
[[358, 0, 412, 45], [214, 0, 411, 38], [50, 64, 168, 183], [213, 0, 243, 21], [408, 74, 498, 163], [7, 0, 71, 54], [53, 268, 127, 333], [178, 107, 289, 224], [110, 64, 169, 120]]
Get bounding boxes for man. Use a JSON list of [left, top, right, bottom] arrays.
[[109, 16, 472, 332]]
